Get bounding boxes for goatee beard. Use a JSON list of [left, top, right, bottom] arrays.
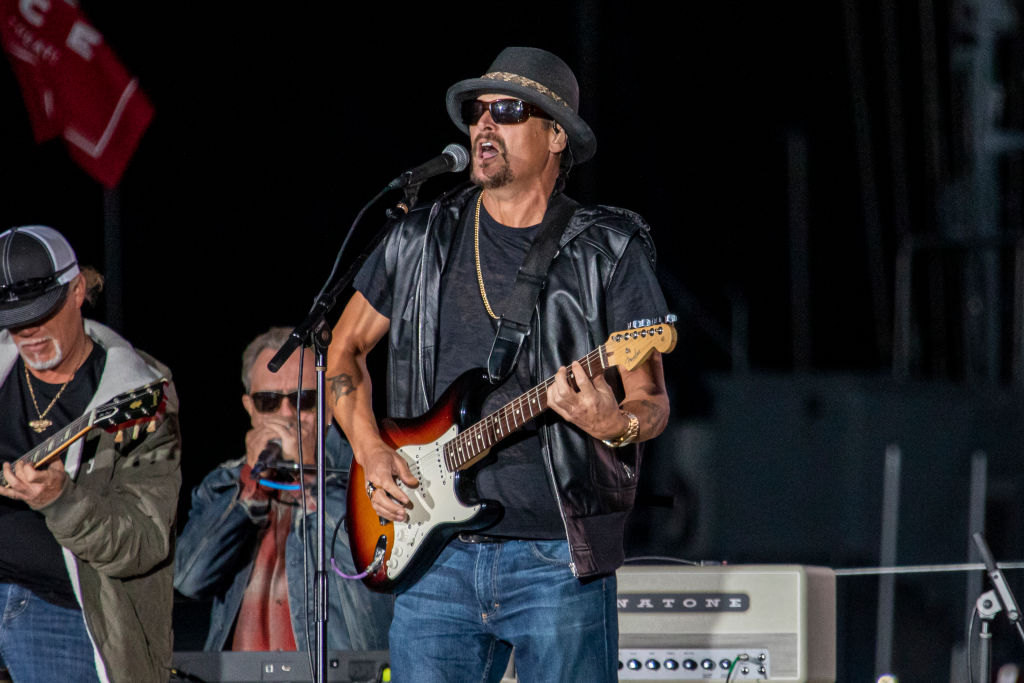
[[471, 135, 514, 190], [472, 163, 514, 190], [19, 339, 63, 371]]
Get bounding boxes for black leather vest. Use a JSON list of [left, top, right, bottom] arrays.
[[377, 184, 658, 577]]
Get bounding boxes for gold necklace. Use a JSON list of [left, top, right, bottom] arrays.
[[24, 362, 72, 433], [474, 191, 500, 320]]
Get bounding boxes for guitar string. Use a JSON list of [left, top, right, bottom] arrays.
[[1, 383, 162, 487], [441, 324, 658, 468], [443, 346, 608, 470], [0, 412, 89, 487]]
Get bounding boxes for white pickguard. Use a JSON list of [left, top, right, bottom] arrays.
[[384, 425, 482, 580]]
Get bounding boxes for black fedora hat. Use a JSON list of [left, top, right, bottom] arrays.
[[446, 47, 596, 164]]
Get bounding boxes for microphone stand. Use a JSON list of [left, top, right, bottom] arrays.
[[267, 182, 424, 683], [972, 533, 1024, 682]]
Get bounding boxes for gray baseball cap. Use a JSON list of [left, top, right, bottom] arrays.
[[0, 226, 80, 329]]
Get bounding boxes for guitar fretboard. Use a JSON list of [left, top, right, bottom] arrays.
[[0, 412, 94, 487], [442, 345, 608, 472]]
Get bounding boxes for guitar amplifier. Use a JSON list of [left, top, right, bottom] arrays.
[[170, 650, 389, 683], [615, 564, 836, 682]]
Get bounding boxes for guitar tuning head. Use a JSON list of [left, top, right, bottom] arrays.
[[628, 314, 677, 329]]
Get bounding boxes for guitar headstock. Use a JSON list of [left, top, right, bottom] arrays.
[[93, 379, 167, 433], [604, 316, 677, 371]]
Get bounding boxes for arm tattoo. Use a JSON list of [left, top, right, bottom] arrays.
[[327, 373, 356, 405], [636, 398, 666, 437]]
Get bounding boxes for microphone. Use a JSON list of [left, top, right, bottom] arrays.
[[251, 439, 282, 477], [386, 143, 469, 190]]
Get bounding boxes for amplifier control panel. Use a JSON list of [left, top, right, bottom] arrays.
[[618, 648, 770, 680]]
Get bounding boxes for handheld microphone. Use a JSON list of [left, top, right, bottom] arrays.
[[386, 143, 469, 190], [251, 439, 282, 477]]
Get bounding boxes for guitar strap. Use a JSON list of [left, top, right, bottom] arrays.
[[486, 192, 579, 384]]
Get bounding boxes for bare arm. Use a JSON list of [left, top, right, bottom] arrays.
[[547, 351, 669, 444], [326, 291, 417, 521]]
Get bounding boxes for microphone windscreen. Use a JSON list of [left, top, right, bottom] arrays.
[[443, 143, 470, 172]]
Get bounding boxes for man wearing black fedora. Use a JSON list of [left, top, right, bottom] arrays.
[[0, 225, 181, 683], [327, 46, 670, 681]]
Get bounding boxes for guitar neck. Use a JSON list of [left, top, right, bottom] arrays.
[[0, 411, 95, 488], [444, 344, 608, 471]]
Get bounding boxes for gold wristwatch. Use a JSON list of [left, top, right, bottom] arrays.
[[602, 411, 639, 448]]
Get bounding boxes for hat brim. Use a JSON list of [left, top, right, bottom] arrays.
[[0, 284, 68, 330], [446, 78, 596, 164]]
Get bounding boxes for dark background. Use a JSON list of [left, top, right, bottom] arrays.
[[3, 2, 1024, 681]]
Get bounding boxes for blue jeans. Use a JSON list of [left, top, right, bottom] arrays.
[[0, 583, 99, 683], [389, 539, 617, 683]]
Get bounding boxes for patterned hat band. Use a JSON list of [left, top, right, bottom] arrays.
[[479, 72, 571, 109]]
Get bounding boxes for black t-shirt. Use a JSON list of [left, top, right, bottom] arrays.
[[0, 343, 107, 607], [355, 193, 669, 538]]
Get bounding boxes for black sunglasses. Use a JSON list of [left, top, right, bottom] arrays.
[[0, 273, 62, 302], [250, 389, 317, 413], [460, 98, 553, 126]]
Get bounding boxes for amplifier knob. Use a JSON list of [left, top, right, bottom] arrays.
[[644, 659, 660, 671], [664, 659, 679, 670], [701, 659, 715, 670], [720, 659, 733, 670], [627, 659, 642, 670], [682, 659, 698, 670]]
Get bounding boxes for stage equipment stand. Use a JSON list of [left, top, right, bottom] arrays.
[[267, 182, 424, 683], [836, 557, 1024, 682], [972, 532, 1024, 682]]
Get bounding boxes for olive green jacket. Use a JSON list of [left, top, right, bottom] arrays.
[[0, 320, 182, 683]]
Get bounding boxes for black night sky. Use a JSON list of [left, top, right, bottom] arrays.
[[4, 1, 1022, 679]]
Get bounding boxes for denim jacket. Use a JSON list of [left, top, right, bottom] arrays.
[[174, 428, 392, 650]]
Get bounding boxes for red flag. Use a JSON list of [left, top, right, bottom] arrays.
[[0, 0, 154, 188]]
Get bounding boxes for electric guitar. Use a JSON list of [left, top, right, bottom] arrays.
[[0, 379, 167, 488], [347, 319, 677, 593]]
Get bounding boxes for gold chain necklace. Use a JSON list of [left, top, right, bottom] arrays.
[[24, 362, 72, 433], [474, 191, 500, 320]]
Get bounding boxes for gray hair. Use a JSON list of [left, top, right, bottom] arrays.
[[241, 326, 294, 393]]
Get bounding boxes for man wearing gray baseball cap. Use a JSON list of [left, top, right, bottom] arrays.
[[0, 226, 182, 683]]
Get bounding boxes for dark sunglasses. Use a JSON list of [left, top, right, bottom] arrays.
[[0, 262, 77, 303], [460, 98, 553, 126], [0, 271, 68, 303], [250, 389, 317, 413]]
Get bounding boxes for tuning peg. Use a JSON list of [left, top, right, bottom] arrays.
[[132, 425, 141, 440], [629, 314, 678, 329], [147, 420, 157, 433], [114, 430, 124, 444]]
